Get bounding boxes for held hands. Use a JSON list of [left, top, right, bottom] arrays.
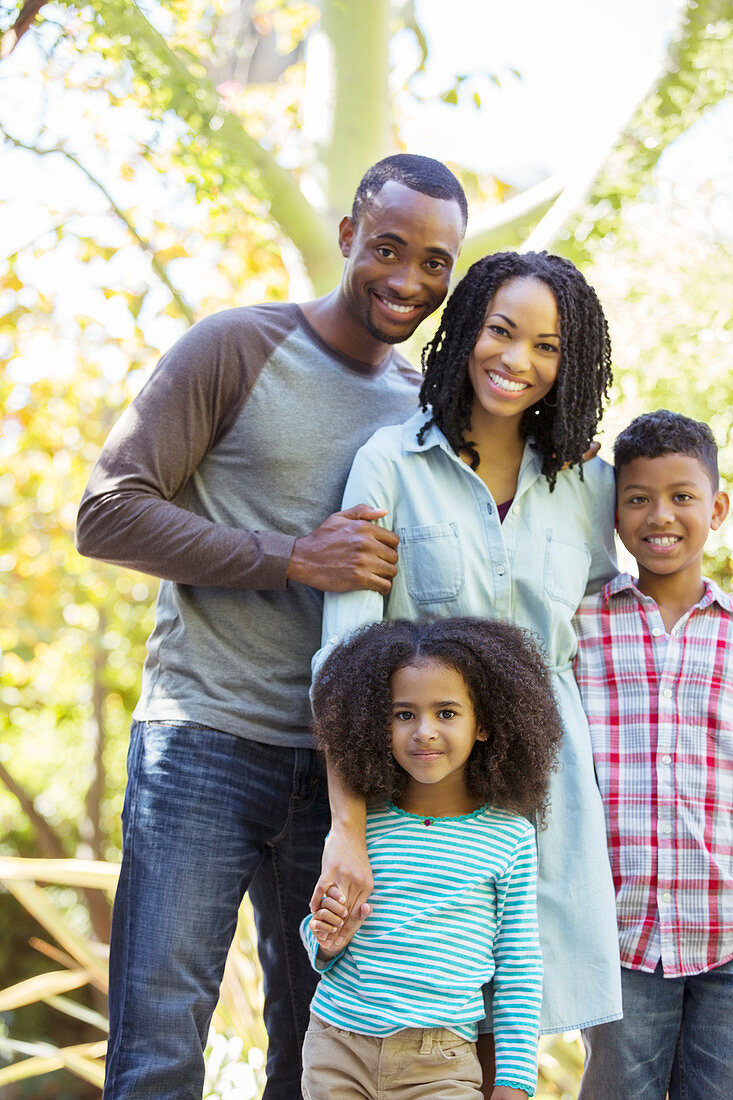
[[309, 885, 371, 961], [309, 824, 374, 953], [288, 505, 399, 594]]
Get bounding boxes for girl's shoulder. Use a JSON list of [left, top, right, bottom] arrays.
[[475, 803, 535, 837]]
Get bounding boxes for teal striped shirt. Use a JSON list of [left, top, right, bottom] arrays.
[[301, 803, 542, 1095]]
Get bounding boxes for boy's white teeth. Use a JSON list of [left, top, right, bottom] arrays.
[[647, 536, 680, 546], [488, 370, 527, 392]]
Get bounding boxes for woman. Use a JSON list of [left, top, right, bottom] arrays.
[[314, 251, 622, 1047]]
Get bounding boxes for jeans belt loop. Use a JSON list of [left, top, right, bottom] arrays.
[[419, 1029, 433, 1055]]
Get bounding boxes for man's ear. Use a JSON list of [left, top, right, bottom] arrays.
[[710, 490, 730, 531], [339, 216, 355, 259]]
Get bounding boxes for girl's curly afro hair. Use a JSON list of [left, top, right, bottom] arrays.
[[418, 250, 613, 490], [312, 616, 563, 823]]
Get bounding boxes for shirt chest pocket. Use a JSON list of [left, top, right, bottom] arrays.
[[399, 522, 465, 605], [543, 528, 591, 609]]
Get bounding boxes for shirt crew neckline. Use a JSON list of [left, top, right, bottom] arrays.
[[387, 801, 489, 823], [294, 305, 399, 379]]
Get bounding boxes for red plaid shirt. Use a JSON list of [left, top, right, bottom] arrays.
[[573, 573, 733, 977]]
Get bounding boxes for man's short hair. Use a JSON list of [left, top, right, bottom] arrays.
[[352, 154, 468, 229], [614, 409, 719, 489]]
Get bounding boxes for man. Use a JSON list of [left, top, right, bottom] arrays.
[[76, 154, 467, 1100]]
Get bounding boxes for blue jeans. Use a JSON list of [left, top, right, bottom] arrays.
[[103, 721, 330, 1100], [578, 959, 733, 1100]]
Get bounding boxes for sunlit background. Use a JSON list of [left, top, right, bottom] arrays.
[[1, 0, 731, 1096]]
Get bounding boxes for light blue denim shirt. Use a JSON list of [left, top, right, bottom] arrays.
[[318, 410, 623, 1033]]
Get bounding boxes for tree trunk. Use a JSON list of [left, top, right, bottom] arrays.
[[318, 0, 392, 218]]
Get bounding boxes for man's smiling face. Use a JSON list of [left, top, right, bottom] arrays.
[[337, 180, 464, 347]]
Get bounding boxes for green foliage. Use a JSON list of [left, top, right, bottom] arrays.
[[563, 0, 733, 261], [591, 229, 733, 584]]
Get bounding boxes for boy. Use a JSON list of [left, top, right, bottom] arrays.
[[573, 409, 732, 1100]]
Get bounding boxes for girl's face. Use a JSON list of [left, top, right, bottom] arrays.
[[467, 277, 561, 429], [390, 658, 486, 810]]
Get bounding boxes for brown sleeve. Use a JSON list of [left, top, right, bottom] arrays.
[[75, 309, 296, 590]]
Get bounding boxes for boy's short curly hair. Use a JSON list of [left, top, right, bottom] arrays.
[[312, 617, 562, 822], [418, 250, 612, 490], [614, 409, 719, 489]]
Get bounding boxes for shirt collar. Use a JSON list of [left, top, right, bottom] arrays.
[[602, 572, 733, 614], [401, 411, 544, 481]]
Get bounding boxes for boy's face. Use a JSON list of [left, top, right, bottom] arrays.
[[616, 452, 729, 586]]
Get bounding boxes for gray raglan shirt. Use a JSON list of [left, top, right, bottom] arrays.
[[76, 303, 420, 746]]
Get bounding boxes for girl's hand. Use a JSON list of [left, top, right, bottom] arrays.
[[310, 823, 374, 948], [311, 886, 371, 961], [490, 1089, 528, 1100], [310, 885, 348, 943]]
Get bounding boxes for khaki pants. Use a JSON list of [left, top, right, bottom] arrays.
[[301, 1013, 483, 1099]]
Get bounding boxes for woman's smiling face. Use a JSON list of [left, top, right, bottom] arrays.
[[467, 277, 561, 429]]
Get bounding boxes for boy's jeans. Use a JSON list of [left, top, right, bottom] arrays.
[[578, 958, 733, 1100], [103, 720, 330, 1100]]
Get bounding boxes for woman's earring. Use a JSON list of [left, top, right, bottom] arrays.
[[542, 392, 558, 408]]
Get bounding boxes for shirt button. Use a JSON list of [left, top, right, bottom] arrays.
[[662, 891, 672, 903], [663, 824, 672, 835], [514, 505, 520, 515], [652, 627, 663, 637], [663, 688, 673, 699], [661, 754, 672, 765], [496, 566, 505, 576]]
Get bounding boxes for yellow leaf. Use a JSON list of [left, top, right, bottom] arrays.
[[0, 856, 120, 889], [2, 880, 109, 991], [0, 969, 92, 1013], [0, 1041, 107, 1087]]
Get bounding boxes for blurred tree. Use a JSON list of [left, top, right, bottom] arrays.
[[5, 0, 721, 294]]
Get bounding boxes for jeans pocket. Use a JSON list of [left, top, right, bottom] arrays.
[[400, 522, 465, 604], [543, 528, 590, 609]]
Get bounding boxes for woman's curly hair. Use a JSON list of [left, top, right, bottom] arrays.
[[418, 250, 613, 490], [312, 617, 563, 823]]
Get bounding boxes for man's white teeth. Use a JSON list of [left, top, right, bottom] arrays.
[[647, 536, 680, 546], [380, 297, 415, 314], [488, 371, 527, 393]]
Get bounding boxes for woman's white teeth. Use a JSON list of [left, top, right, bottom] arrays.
[[647, 536, 680, 546], [489, 371, 527, 392]]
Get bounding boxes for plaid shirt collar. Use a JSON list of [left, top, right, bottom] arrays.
[[601, 572, 733, 614]]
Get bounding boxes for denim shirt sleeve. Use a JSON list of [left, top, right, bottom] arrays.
[[584, 458, 618, 596], [314, 430, 395, 677]]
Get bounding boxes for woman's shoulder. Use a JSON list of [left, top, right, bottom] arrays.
[[357, 409, 431, 459], [549, 453, 614, 508]]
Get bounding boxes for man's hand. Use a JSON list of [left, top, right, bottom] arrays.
[[288, 505, 398, 593], [310, 822, 374, 950], [310, 885, 371, 961]]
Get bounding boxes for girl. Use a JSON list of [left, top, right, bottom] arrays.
[[313, 251, 623, 1051], [302, 616, 562, 1100]]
